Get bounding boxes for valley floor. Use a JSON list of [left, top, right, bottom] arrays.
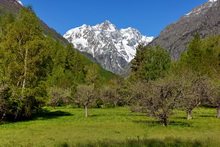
[[0, 107, 219, 146]]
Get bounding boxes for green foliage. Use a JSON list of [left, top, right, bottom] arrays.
[[131, 45, 171, 81], [128, 35, 220, 124], [0, 8, 49, 121], [179, 34, 220, 78], [0, 6, 116, 121], [142, 46, 171, 81], [207, 79, 220, 118], [168, 34, 220, 118], [101, 76, 125, 107], [85, 63, 100, 85], [130, 44, 147, 73], [186, 34, 203, 72], [99, 66, 116, 81], [48, 87, 71, 108]]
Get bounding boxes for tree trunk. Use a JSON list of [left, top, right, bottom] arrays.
[[22, 48, 28, 95], [162, 117, 168, 126], [14, 109, 20, 122], [187, 110, 192, 120], [2, 112, 6, 120], [85, 105, 88, 117], [217, 106, 220, 118], [114, 101, 118, 108]]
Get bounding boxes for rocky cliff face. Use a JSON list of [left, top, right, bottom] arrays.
[[150, 0, 220, 60], [64, 21, 153, 75]]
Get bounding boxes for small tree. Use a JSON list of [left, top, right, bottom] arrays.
[[208, 80, 220, 118], [127, 81, 149, 113], [130, 78, 180, 126], [101, 76, 124, 107], [75, 84, 96, 117], [178, 77, 208, 119], [172, 65, 207, 120], [146, 79, 181, 126], [101, 86, 120, 108], [48, 87, 71, 108]]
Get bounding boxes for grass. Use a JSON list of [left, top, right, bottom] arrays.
[[0, 107, 219, 146]]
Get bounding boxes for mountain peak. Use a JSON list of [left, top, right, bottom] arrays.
[[102, 20, 111, 25], [97, 20, 117, 32], [64, 21, 153, 75]]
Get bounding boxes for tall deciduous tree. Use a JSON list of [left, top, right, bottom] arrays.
[[0, 8, 49, 121]]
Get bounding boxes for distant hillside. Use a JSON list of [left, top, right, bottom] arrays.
[[0, 0, 68, 44], [149, 0, 220, 60]]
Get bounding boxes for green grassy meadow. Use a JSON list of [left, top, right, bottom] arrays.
[[0, 107, 219, 146]]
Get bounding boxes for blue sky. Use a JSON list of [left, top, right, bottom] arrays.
[[20, 0, 208, 37]]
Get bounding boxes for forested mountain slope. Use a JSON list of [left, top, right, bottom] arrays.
[[0, 0, 68, 44]]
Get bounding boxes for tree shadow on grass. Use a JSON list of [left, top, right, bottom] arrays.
[[0, 109, 72, 125], [175, 116, 187, 119], [133, 120, 161, 127], [199, 114, 214, 118], [90, 112, 147, 117], [133, 120, 191, 127], [90, 114, 107, 117], [32, 109, 73, 120], [169, 121, 191, 127], [58, 138, 204, 147]]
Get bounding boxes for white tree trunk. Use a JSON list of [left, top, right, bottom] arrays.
[[187, 110, 192, 119], [22, 48, 28, 95], [217, 106, 220, 118], [85, 105, 88, 117]]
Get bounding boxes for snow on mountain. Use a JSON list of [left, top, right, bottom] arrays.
[[16, 0, 23, 5], [64, 21, 153, 75], [209, 0, 217, 2], [185, 0, 217, 17]]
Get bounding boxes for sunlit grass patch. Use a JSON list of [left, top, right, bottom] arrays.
[[0, 107, 219, 146]]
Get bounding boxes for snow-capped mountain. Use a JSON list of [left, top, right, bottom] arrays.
[[149, 0, 220, 60], [64, 21, 153, 75]]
